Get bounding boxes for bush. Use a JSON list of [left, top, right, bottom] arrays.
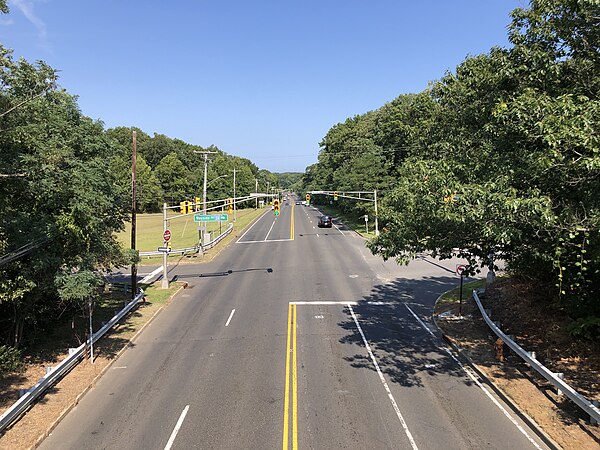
[[568, 316, 600, 341], [0, 345, 23, 374]]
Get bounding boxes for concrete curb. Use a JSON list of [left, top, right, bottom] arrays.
[[30, 283, 187, 449], [431, 292, 562, 450]]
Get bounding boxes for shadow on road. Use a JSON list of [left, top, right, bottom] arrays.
[[338, 275, 473, 388]]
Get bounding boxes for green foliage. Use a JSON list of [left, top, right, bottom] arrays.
[[0, 345, 22, 373], [305, 0, 600, 325], [568, 316, 600, 341]]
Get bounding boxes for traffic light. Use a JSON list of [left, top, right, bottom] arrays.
[[195, 197, 201, 212], [273, 199, 280, 216], [228, 198, 233, 215], [187, 201, 195, 214], [305, 193, 310, 205], [334, 191, 338, 201], [180, 201, 186, 214]]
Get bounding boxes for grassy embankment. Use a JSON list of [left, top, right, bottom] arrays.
[[116, 207, 268, 262]]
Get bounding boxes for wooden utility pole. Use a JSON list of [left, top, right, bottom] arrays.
[[131, 130, 137, 300]]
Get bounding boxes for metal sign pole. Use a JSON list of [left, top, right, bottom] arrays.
[[161, 202, 169, 289]]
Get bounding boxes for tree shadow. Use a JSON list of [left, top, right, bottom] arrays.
[[338, 275, 475, 388]]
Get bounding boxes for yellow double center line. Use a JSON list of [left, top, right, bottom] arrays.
[[283, 303, 298, 450]]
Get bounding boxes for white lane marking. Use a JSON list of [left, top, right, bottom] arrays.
[[237, 238, 293, 244], [264, 219, 277, 241], [403, 304, 542, 449], [290, 301, 402, 306], [164, 405, 189, 450], [292, 301, 358, 305], [316, 233, 320, 237], [225, 309, 236, 327], [113, 366, 127, 370], [348, 304, 419, 450], [236, 209, 271, 243], [140, 266, 163, 284]]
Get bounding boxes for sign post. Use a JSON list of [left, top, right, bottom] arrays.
[[161, 204, 169, 289], [456, 264, 467, 316]]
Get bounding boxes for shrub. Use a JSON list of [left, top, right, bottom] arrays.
[[0, 345, 23, 374]]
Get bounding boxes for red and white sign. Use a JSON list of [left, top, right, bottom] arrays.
[[456, 264, 466, 276], [163, 229, 171, 242]]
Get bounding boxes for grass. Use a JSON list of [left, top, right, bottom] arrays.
[[438, 279, 487, 306], [116, 207, 268, 262]]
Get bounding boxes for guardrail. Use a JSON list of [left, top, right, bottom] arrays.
[[0, 288, 145, 433], [139, 223, 234, 257], [472, 289, 600, 424]]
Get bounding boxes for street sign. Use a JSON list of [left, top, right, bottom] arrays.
[[163, 230, 171, 242], [194, 214, 228, 222], [456, 264, 467, 276], [157, 247, 171, 252]]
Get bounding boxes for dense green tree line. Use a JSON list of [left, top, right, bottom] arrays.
[[303, 0, 599, 337], [0, 4, 290, 354]]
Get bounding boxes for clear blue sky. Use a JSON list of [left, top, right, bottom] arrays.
[[2, 0, 525, 173]]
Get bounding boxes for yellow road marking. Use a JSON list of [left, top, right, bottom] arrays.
[[292, 304, 298, 450], [283, 303, 292, 450], [283, 303, 298, 450]]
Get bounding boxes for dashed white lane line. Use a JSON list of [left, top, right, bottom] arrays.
[[403, 304, 542, 450], [164, 405, 189, 450], [225, 309, 236, 327], [347, 304, 419, 450], [264, 219, 277, 241]]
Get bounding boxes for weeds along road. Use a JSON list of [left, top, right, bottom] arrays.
[[40, 200, 550, 450]]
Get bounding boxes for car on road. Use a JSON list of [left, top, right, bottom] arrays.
[[295, 201, 300, 205], [318, 216, 332, 228]]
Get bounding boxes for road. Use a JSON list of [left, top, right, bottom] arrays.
[[40, 198, 549, 450]]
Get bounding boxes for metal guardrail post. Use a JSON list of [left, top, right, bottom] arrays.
[[472, 290, 600, 424], [0, 289, 145, 433]]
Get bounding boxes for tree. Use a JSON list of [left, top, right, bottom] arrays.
[[154, 152, 193, 202]]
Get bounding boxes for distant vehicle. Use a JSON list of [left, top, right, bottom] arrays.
[[295, 201, 300, 205], [318, 216, 332, 228]]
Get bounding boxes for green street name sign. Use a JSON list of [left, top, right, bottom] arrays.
[[194, 214, 229, 222]]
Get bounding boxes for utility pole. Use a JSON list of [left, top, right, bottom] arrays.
[[131, 130, 137, 300], [194, 150, 218, 244], [255, 178, 258, 209], [233, 167, 237, 222], [374, 189, 379, 236]]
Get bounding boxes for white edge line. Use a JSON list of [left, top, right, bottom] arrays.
[[225, 309, 236, 327], [403, 304, 542, 450], [348, 304, 419, 450], [289, 301, 401, 305], [236, 209, 270, 243], [164, 405, 189, 450], [291, 301, 358, 305]]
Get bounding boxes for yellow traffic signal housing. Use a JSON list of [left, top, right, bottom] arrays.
[[187, 201, 195, 214], [195, 197, 201, 211], [228, 198, 233, 214], [180, 201, 186, 214], [273, 199, 280, 216], [334, 191, 338, 201]]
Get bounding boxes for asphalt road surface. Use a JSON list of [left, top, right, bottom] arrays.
[[40, 198, 550, 449]]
